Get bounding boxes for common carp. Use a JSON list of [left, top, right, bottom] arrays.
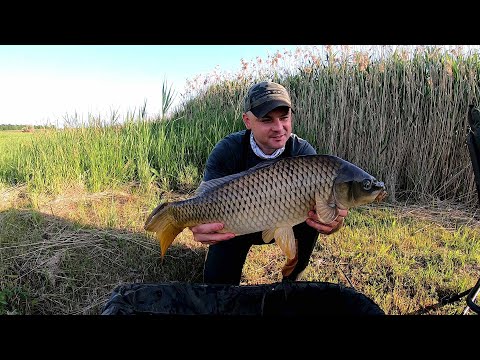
[[145, 154, 387, 260]]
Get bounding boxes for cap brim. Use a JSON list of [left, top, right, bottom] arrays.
[[250, 100, 292, 118]]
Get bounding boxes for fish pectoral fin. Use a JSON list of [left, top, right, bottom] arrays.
[[274, 227, 297, 259], [315, 191, 337, 224], [262, 228, 276, 243], [281, 241, 299, 278]]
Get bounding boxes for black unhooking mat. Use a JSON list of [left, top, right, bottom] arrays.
[[101, 281, 385, 316]]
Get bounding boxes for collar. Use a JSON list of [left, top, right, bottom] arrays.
[[250, 132, 285, 159]]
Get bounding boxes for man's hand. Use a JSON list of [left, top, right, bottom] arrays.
[[189, 223, 236, 246], [305, 208, 348, 234]]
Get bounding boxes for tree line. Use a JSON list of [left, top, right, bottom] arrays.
[[0, 124, 56, 131]]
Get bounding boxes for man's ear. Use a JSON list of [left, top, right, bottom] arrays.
[[242, 112, 252, 129]]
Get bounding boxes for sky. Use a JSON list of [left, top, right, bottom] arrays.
[[0, 45, 311, 126], [2, 45, 478, 127]]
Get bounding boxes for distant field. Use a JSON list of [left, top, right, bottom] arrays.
[[0, 130, 33, 143]]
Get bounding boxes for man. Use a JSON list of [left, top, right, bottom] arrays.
[[190, 81, 348, 285]]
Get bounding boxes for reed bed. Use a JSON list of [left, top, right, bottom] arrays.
[[1, 45, 480, 206]]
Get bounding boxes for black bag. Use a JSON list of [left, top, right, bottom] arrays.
[[101, 281, 384, 316]]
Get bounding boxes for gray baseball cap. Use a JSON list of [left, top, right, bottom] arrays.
[[244, 81, 293, 118]]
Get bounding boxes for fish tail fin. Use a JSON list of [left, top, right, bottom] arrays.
[[144, 202, 182, 257]]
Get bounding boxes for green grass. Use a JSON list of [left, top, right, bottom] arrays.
[[0, 187, 479, 315], [0, 116, 241, 195], [0, 130, 33, 141]]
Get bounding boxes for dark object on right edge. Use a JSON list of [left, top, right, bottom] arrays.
[[467, 105, 480, 206], [464, 105, 480, 314]]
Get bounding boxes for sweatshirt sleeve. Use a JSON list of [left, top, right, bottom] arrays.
[[299, 141, 317, 155], [291, 134, 317, 156], [203, 138, 237, 181]]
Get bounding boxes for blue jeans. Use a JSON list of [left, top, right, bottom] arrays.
[[203, 221, 319, 285]]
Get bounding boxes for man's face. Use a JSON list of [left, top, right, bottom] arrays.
[[242, 106, 292, 155]]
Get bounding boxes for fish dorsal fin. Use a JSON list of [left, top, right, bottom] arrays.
[[195, 177, 233, 195], [195, 158, 283, 195], [273, 226, 297, 259], [315, 191, 337, 224], [195, 172, 246, 195], [262, 228, 276, 243]]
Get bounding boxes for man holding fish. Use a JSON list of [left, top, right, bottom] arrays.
[[190, 81, 348, 285]]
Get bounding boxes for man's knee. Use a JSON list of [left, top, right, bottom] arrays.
[[202, 235, 254, 285]]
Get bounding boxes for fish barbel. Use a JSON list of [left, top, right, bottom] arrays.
[[145, 154, 387, 260]]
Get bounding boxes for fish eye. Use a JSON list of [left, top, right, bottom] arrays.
[[362, 179, 372, 190]]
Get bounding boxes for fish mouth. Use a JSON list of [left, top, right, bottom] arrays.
[[372, 181, 387, 202], [374, 190, 388, 202]]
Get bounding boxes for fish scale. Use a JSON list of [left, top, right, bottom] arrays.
[[184, 158, 326, 235], [145, 154, 387, 260]]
